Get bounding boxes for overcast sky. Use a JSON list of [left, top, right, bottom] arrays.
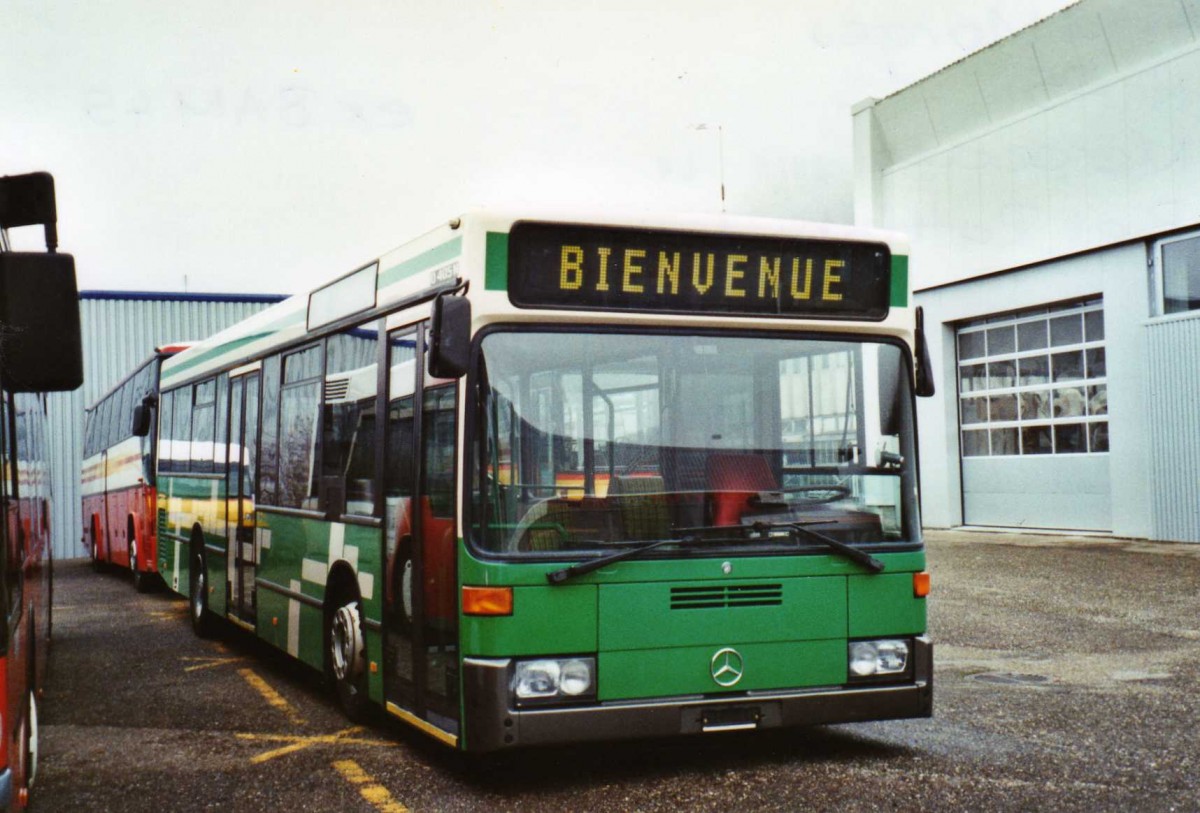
[[3, 0, 1073, 295]]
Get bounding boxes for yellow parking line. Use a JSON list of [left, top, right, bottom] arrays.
[[182, 656, 245, 672], [238, 668, 306, 726], [237, 726, 397, 764], [333, 760, 409, 813]]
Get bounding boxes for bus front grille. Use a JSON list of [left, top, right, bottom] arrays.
[[670, 584, 783, 610]]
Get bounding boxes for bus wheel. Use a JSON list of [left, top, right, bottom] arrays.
[[328, 599, 369, 721], [130, 537, 152, 593], [16, 690, 39, 806], [189, 552, 213, 638], [399, 546, 415, 632], [25, 692, 38, 790], [90, 521, 104, 573]]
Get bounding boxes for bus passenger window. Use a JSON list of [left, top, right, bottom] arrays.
[[277, 345, 322, 511], [321, 326, 379, 517], [259, 355, 281, 504]]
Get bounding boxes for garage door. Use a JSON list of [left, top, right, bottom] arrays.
[[956, 299, 1110, 530]]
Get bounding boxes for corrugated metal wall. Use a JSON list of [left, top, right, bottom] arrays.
[[1146, 312, 1200, 543], [48, 293, 282, 560]]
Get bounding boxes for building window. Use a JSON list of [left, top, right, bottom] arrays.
[[957, 299, 1107, 457], [1156, 233, 1200, 315]]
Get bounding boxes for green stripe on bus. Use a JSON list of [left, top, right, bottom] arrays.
[[377, 236, 462, 290], [485, 232, 509, 290], [890, 255, 909, 308], [163, 315, 303, 383]]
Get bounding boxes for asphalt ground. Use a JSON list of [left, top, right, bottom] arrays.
[[36, 530, 1200, 812]]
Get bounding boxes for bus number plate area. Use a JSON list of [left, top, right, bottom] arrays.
[[683, 702, 782, 734]]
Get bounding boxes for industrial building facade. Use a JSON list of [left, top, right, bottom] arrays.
[[48, 291, 282, 560], [853, 0, 1200, 542]]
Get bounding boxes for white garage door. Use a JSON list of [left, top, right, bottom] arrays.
[[956, 299, 1110, 530]]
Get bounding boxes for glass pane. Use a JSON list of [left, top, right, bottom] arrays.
[[1090, 422, 1109, 452], [958, 331, 985, 361], [990, 428, 1018, 455], [278, 381, 321, 509], [1052, 387, 1086, 418], [961, 397, 987, 425], [989, 394, 1018, 421], [323, 327, 380, 517], [1086, 348, 1106, 379], [1050, 314, 1083, 346], [986, 326, 1015, 355], [1017, 320, 1048, 351], [987, 361, 1016, 389], [1054, 423, 1086, 454], [962, 429, 989, 457], [1021, 425, 1053, 455], [1051, 351, 1084, 382], [474, 333, 918, 554], [959, 363, 987, 394], [1084, 310, 1104, 341], [260, 356, 281, 504], [1162, 236, 1200, 314], [284, 345, 323, 384], [1088, 385, 1108, 416], [1020, 392, 1050, 420], [1018, 356, 1049, 386]]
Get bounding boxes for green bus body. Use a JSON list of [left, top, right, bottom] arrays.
[[155, 211, 932, 752]]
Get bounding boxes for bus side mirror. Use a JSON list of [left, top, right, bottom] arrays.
[[914, 306, 936, 398], [428, 294, 471, 379], [0, 252, 83, 392], [131, 403, 153, 437]]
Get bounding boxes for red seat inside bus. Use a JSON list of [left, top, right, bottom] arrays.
[[706, 453, 777, 526]]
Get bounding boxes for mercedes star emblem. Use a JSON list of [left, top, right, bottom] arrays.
[[710, 647, 744, 687]]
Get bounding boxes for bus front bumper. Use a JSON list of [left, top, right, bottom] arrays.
[[462, 636, 932, 752]]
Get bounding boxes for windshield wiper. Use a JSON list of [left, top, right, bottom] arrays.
[[546, 535, 723, 585], [545, 521, 885, 586], [763, 520, 885, 574]]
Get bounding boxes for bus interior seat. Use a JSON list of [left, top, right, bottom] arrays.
[[706, 453, 777, 526], [609, 475, 670, 541], [512, 499, 572, 552]]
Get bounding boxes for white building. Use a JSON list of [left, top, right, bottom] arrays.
[[853, 0, 1200, 542]]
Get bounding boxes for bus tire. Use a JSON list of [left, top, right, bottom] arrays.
[[397, 539, 415, 634], [327, 595, 370, 722], [90, 518, 104, 573], [189, 549, 214, 638], [130, 525, 152, 593], [23, 691, 39, 792]]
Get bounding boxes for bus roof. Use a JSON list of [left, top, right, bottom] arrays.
[[161, 209, 912, 391]]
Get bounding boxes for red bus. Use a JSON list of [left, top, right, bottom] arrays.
[[0, 171, 82, 809], [82, 344, 190, 591]]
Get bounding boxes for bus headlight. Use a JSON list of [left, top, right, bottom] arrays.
[[512, 657, 596, 705], [848, 639, 910, 679]]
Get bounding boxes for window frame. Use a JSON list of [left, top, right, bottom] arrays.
[[1154, 230, 1200, 317], [956, 299, 1108, 459]]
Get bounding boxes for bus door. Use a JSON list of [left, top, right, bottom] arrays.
[[227, 371, 261, 624], [382, 325, 460, 737]]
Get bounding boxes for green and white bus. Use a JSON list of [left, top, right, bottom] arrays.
[[155, 210, 935, 751]]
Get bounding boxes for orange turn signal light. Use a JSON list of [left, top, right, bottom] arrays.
[[913, 571, 931, 598], [463, 585, 514, 616]]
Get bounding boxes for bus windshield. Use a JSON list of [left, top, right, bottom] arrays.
[[472, 330, 919, 557]]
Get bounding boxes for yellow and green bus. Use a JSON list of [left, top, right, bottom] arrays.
[[155, 210, 935, 752]]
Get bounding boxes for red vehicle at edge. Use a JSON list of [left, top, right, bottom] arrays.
[[0, 170, 83, 809]]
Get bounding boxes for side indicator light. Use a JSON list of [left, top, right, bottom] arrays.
[[463, 586, 514, 616], [913, 571, 931, 598]]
